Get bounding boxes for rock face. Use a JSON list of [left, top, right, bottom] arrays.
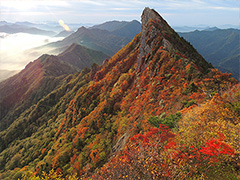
[[137, 7, 173, 71], [137, 7, 211, 73], [141, 7, 170, 32]]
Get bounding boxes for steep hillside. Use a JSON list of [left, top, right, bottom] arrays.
[[0, 55, 77, 132], [179, 29, 240, 79], [0, 42, 109, 132], [0, 8, 238, 180]]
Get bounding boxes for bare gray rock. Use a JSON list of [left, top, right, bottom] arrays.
[[137, 7, 173, 72]]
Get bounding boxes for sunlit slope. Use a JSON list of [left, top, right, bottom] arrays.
[[0, 7, 238, 180], [0, 43, 108, 132], [0, 55, 77, 132]]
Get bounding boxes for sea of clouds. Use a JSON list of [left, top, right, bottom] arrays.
[[0, 33, 63, 71]]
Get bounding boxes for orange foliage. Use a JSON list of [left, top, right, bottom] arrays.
[[41, 148, 46, 154], [96, 124, 235, 179]]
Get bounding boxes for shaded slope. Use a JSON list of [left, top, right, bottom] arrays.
[[0, 7, 237, 180], [179, 29, 240, 79], [55, 30, 74, 37], [54, 27, 130, 56], [57, 43, 110, 69]]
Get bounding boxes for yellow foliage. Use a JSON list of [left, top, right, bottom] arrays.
[[179, 87, 240, 157], [21, 169, 79, 180]]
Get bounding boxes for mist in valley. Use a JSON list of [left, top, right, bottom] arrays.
[[0, 32, 63, 71]]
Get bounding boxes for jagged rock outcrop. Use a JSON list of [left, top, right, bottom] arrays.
[[138, 7, 172, 71], [137, 7, 211, 73]]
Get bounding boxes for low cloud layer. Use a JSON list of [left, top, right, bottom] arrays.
[[0, 33, 63, 70]]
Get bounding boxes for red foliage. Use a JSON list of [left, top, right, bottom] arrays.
[[96, 124, 235, 179], [56, 168, 63, 175]]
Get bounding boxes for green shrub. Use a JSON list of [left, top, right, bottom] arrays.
[[148, 112, 181, 130]]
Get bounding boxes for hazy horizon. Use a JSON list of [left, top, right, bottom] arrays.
[[1, 0, 239, 27], [0, 0, 239, 75], [0, 33, 63, 71], [1, 19, 239, 29]]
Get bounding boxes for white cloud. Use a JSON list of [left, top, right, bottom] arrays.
[[0, 0, 239, 25], [0, 33, 63, 70], [0, 0, 70, 9], [211, 6, 239, 10]]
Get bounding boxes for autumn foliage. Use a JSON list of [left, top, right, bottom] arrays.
[[96, 121, 236, 179], [19, 26, 239, 180], [0, 8, 239, 180]]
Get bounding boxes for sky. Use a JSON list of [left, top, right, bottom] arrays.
[[0, 0, 239, 27]]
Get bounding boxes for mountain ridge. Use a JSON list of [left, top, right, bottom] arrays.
[[0, 8, 238, 180], [57, 43, 110, 69], [0, 54, 77, 132], [55, 30, 75, 37], [27, 20, 141, 58], [137, 7, 211, 73], [0, 43, 108, 132], [90, 20, 141, 39]]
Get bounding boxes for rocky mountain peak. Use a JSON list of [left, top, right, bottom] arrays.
[[137, 7, 172, 71], [141, 7, 171, 40], [137, 7, 211, 72], [141, 7, 165, 29]]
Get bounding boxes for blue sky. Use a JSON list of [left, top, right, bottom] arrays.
[[0, 0, 239, 26]]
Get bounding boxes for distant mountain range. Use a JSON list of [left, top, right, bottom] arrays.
[[0, 24, 56, 36], [1, 20, 239, 34], [173, 26, 213, 32], [27, 20, 141, 57], [173, 24, 239, 32], [0, 21, 93, 34], [179, 28, 240, 79], [90, 20, 141, 39]]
